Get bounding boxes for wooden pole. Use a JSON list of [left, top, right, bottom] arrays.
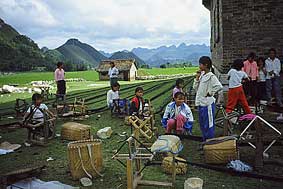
[[255, 118, 263, 169], [127, 159, 133, 189]]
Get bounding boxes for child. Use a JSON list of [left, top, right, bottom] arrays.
[[226, 59, 252, 114], [162, 92, 194, 134], [23, 93, 54, 123], [130, 87, 144, 115], [54, 62, 66, 100], [172, 78, 184, 98], [106, 82, 120, 108], [257, 57, 267, 102], [193, 56, 222, 141], [242, 52, 258, 105], [265, 48, 282, 107]]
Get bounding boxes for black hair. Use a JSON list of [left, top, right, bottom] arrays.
[[232, 59, 244, 71], [174, 91, 185, 99], [57, 61, 63, 68], [176, 78, 184, 87], [32, 93, 42, 103], [247, 52, 256, 59], [257, 57, 265, 67], [199, 56, 214, 73], [111, 82, 120, 90], [135, 87, 143, 93], [269, 48, 276, 54]]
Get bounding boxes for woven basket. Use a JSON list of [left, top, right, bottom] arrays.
[[162, 156, 187, 175], [68, 139, 103, 180], [61, 122, 91, 141]]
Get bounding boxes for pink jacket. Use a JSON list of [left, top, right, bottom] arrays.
[[242, 60, 258, 81]]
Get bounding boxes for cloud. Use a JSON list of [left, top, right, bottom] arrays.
[[0, 0, 210, 52]]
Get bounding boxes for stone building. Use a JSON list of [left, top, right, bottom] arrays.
[[203, 0, 283, 73], [96, 59, 138, 81]]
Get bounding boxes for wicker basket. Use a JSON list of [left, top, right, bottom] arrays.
[[162, 156, 187, 175], [61, 122, 91, 141], [203, 137, 238, 164], [67, 139, 103, 180]]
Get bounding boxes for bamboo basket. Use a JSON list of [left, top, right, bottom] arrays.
[[162, 156, 187, 175], [203, 137, 238, 164], [61, 122, 91, 141], [67, 139, 103, 180]]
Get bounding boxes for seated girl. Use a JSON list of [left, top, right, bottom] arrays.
[[130, 87, 144, 115], [23, 93, 54, 123], [106, 82, 120, 109], [162, 92, 194, 134]]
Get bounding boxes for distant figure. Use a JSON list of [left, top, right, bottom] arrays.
[[193, 56, 222, 141], [242, 52, 258, 105], [107, 82, 120, 108], [54, 62, 66, 100], [172, 78, 184, 98], [257, 57, 267, 101], [130, 87, 144, 115], [265, 48, 282, 107], [108, 61, 119, 87], [226, 59, 251, 114], [162, 92, 193, 135]]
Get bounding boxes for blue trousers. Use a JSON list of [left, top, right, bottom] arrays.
[[266, 77, 282, 106], [198, 103, 215, 141]]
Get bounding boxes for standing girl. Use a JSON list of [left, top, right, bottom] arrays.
[[172, 78, 184, 98], [242, 52, 258, 105], [193, 56, 222, 141], [54, 62, 66, 101], [257, 57, 267, 102], [226, 59, 252, 114]]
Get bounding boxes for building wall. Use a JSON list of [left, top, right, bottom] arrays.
[[205, 0, 283, 73], [129, 64, 137, 81], [99, 71, 130, 81]]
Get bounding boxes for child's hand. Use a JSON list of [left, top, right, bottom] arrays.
[[196, 70, 201, 80]]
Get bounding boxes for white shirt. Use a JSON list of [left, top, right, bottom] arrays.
[[193, 72, 223, 106], [108, 67, 119, 78], [106, 90, 119, 107], [258, 69, 266, 82], [227, 69, 248, 88], [174, 105, 181, 118], [265, 57, 281, 79], [26, 104, 48, 122]]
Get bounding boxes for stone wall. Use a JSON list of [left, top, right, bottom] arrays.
[[204, 0, 283, 73]]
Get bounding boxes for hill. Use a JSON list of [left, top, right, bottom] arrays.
[[132, 43, 210, 67], [56, 38, 107, 67], [109, 50, 145, 67], [0, 18, 48, 71]]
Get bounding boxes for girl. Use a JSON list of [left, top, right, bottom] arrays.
[[172, 78, 184, 98], [257, 57, 267, 102], [242, 52, 258, 105], [106, 82, 120, 108], [193, 56, 222, 141], [130, 87, 144, 115], [162, 92, 194, 134], [54, 62, 66, 100], [226, 59, 251, 114], [23, 93, 54, 123]]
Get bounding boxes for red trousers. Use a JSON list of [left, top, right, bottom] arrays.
[[226, 86, 251, 114]]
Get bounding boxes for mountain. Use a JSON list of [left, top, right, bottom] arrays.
[[0, 18, 48, 71], [109, 50, 146, 67], [99, 50, 112, 58], [132, 43, 210, 67], [56, 38, 107, 67]]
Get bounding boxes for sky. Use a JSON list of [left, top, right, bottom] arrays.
[[0, 0, 210, 52]]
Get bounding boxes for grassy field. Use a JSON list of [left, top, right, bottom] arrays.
[[138, 67, 198, 76], [0, 68, 198, 87], [0, 71, 99, 86]]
